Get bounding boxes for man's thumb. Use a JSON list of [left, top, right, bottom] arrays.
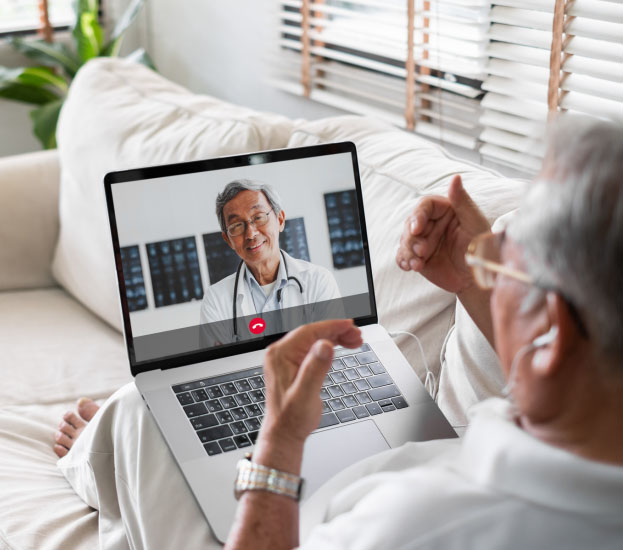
[[448, 175, 484, 227]]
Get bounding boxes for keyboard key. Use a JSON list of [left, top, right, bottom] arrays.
[[191, 389, 208, 402], [344, 369, 359, 381], [249, 390, 265, 402], [336, 409, 356, 423], [392, 396, 409, 409], [206, 386, 223, 399], [366, 402, 383, 416], [245, 418, 261, 432], [197, 424, 233, 443], [322, 401, 331, 414], [231, 407, 249, 421], [354, 379, 370, 391], [322, 375, 332, 387], [206, 399, 223, 413], [258, 402, 266, 413], [368, 384, 401, 401], [184, 402, 208, 418], [342, 395, 358, 408], [341, 382, 357, 394], [356, 366, 372, 377], [235, 380, 252, 392], [235, 393, 252, 406], [234, 434, 252, 449], [353, 406, 370, 419], [173, 382, 199, 393], [317, 413, 339, 429], [356, 351, 379, 365], [378, 399, 392, 407], [368, 374, 393, 388], [319, 388, 330, 400], [219, 396, 237, 409], [333, 344, 370, 358], [332, 358, 346, 370], [342, 356, 358, 368], [176, 392, 194, 406], [219, 438, 237, 452], [330, 371, 347, 384], [249, 376, 265, 389], [204, 442, 222, 456], [191, 414, 219, 430], [245, 404, 262, 417], [248, 431, 259, 444], [328, 385, 345, 398], [355, 392, 372, 405], [220, 383, 237, 396], [369, 362, 386, 375], [328, 398, 345, 411], [216, 411, 233, 424], [231, 421, 247, 435], [381, 403, 396, 412]]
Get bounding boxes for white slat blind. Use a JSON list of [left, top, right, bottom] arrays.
[[270, 0, 491, 151], [0, 0, 73, 34], [480, 0, 623, 171]]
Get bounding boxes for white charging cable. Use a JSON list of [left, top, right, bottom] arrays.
[[389, 330, 437, 399]]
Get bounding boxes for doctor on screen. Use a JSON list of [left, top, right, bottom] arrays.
[[199, 179, 341, 337]]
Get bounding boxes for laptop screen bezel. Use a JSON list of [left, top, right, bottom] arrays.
[[104, 141, 378, 377]]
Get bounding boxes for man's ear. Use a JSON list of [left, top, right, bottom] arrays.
[[278, 210, 286, 232], [531, 292, 571, 376], [222, 232, 234, 249]]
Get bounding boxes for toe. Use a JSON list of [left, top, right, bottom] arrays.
[[77, 398, 100, 422], [54, 444, 68, 458], [59, 420, 77, 438], [63, 411, 86, 430], [55, 431, 74, 450]]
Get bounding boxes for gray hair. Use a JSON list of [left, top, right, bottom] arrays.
[[215, 179, 283, 233], [508, 116, 623, 360]]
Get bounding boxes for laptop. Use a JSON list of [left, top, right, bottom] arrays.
[[104, 142, 456, 542]]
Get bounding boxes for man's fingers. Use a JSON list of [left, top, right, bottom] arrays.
[[409, 196, 451, 236], [410, 207, 454, 261], [281, 319, 362, 352], [291, 339, 334, 401]]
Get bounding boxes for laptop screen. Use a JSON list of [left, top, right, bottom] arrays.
[[105, 142, 377, 374]]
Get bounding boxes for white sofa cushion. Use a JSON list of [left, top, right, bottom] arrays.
[[287, 116, 526, 396], [52, 58, 294, 331]]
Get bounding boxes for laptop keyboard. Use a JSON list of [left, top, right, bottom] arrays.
[[171, 344, 409, 457]]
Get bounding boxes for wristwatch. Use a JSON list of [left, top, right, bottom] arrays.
[[234, 453, 305, 501]]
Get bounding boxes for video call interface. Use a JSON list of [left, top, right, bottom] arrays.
[[110, 151, 374, 364]]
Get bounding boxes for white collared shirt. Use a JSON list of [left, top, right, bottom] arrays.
[[299, 399, 623, 549]]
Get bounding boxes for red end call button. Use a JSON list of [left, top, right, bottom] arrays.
[[249, 318, 266, 335]]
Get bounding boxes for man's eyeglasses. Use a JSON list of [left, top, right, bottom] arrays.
[[226, 211, 272, 237]]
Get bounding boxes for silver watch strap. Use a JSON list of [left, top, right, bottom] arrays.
[[235, 456, 304, 501]]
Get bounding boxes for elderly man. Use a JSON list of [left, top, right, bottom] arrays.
[[55, 119, 622, 549], [199, 179, 341, 335]]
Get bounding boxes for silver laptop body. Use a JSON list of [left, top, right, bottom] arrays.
[[104, 142, 456, 543]]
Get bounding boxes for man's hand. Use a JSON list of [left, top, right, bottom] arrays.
[[396, 175, 490, 294], [254, 319, 363, 473]]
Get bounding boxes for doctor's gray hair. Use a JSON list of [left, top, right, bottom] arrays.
[[216, 179, 283, 233], [508, 116, 623, 361]]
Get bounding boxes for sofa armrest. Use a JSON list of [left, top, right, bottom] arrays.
[[0, 150, 60, 291]]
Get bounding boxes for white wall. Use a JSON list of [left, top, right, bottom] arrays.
[[112, 151, 369, 336]]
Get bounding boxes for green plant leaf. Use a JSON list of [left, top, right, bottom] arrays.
[[101, 0, 145, 57], [30, 99, 64, 149], [17, 67, 69, 93], [125, 48, 157, 71], [74, 12, 104, 62], [0, 67, 62, 105], [10, 38, 81, 78]]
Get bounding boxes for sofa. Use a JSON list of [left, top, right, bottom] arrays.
[[0, 58, 526, 549]]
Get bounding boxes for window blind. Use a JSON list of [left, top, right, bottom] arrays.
[[270, 0, 492, 151], [0, 0, 73, 35]]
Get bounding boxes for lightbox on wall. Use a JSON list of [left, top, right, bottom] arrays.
[[280, 217, 310, 262], [146, 237, 204, 308], [120, 245, 148, 312], [324, 190, 364, 269]]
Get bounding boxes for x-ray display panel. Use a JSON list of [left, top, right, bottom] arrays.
[[324, 190, 364, 269], [203, 233, 240, 285], [147, 237, 204, 308], [280, 217, 310, 262], [120, 245, 147, 312]]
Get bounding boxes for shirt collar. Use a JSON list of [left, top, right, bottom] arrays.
[[242, 253, 289, 296], [453, 398, 623, 519]]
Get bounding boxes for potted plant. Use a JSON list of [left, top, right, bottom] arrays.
[[0, 0, 154, 149]]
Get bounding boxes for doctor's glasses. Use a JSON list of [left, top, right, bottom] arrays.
[[226, 211, 273, 237]]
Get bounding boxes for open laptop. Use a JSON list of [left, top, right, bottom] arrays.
[[104, 142, 456, 542]]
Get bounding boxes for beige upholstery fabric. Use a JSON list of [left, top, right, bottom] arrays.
[[51, 58, 295, 332], [0, 150, 60, 291], [287, 116, 526, 389]]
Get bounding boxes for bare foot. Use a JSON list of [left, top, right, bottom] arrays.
[[53, 398, 100, 458]]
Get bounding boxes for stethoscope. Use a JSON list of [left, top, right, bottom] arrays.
[[232, 250, 303, 338]]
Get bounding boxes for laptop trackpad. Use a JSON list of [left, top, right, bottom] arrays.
[[301, 420, 390, 498]]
